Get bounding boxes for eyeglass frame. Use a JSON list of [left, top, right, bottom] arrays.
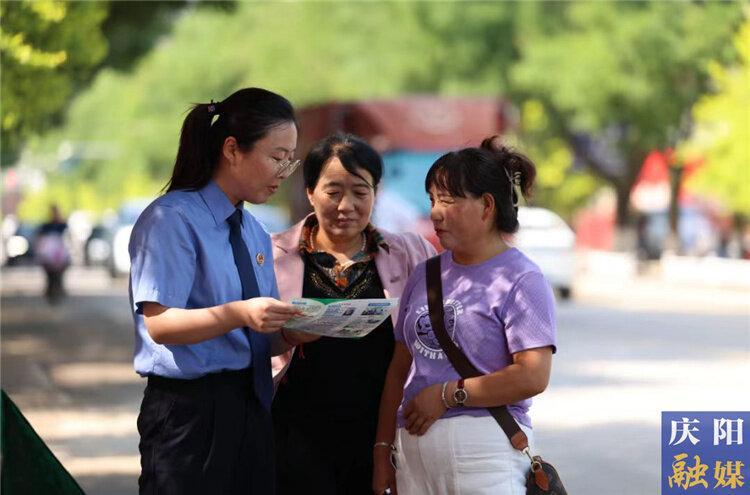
[[273, 158, 301, 178]]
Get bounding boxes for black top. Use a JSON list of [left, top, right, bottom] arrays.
[[38, 221, 67, 236], [272, 255, 395, 424]]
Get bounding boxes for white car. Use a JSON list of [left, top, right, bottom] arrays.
[[108, 199, 152, 278], [513, 207, 576, 300]]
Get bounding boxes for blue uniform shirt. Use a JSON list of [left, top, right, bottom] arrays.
[[129, 180, 279, 379]]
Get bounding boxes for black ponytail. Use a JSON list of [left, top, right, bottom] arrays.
[[165, 88, 297, 192]]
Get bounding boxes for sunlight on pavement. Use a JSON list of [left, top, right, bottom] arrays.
[[50, 362, 141, 387], [573, 354, 750, 383], [23, 409, 137, 440], [59, 455, 140, 477], [1, 335, 48, 355], [574, 277, 750, 315], [535, 354, 750, 429]]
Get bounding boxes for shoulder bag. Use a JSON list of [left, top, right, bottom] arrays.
[[425, 255, 567, 495]]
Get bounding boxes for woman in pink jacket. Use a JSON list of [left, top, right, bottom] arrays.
[[270, 133, 435, 494]]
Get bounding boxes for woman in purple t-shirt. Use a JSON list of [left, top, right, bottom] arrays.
[[372, 136, 557, 495]]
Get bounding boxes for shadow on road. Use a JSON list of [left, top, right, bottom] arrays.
[[2, 290, 141, 495]]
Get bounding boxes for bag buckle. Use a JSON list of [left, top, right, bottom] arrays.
[[524, 447, 549, 490]]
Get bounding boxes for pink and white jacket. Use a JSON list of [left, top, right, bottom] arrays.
[[271, 215, 436, 384]]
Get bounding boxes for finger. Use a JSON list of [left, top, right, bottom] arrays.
[[403, 410, 418, 430], [407, 417, 425, 435], [255, 321, 285, 333], [266, 301, 302, 314], [262, 310, 298, 322], [267, 310, 303, 322], [417, 418, 434, 436], [252, 318, 284, 328], [264, 316, 292, 326]]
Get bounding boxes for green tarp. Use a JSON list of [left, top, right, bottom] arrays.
[[1, 389, 85, 494]]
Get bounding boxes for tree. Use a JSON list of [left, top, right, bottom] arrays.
[[679, 15, 750, 216], [100, 1, 235, 71], [506, 1, 743, 226], [402, 2, 742, 226], [14, 1, 745, 225], [0, 1, 108, 165], [22, 2, 440, 213], [0, 1, 231, 167]]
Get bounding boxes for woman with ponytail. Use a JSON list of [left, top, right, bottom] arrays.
[[128, 88, 315, 494], [373, 136, 557, 495]]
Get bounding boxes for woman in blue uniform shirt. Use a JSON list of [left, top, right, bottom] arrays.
[[129, 87, 313, 494]]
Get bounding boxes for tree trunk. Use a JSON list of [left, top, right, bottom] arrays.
[[612, 181, 635, 251], [615, 182, 631, 227], [665, 163, 685, 255], [582, 147, 644, 251]]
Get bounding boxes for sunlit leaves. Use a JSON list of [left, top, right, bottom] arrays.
[[680, 16, 750, 215]]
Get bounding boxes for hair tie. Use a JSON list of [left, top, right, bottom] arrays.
[[207, 99, 218, 115]]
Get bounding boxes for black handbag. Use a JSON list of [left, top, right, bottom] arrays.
[[426, 255, 568, 495]]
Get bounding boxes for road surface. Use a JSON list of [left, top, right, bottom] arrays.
[[2, 264, 748, 494]]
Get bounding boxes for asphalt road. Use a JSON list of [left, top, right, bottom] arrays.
[[1, 264, 748, 495]]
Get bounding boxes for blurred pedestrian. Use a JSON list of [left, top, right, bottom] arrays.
[[270, 133, 436, 494], [128, 88, 314, 495], [35, 205, 70, 304], [373, 137, 557, 495]]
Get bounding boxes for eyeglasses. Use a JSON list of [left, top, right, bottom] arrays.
[[275, 158, 301, 178]]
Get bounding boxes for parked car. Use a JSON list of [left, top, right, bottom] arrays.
[[513, 207, 576, 300], [108, 199, 152, 278], [3, 223, 38, 266], [84, 225, 112, 267]]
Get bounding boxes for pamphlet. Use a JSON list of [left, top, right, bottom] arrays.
[[283, 298, 399, 338]]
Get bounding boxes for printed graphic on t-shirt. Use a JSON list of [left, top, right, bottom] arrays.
[[411, 299, 464, 360]]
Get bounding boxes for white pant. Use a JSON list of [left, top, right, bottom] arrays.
[[394, 415, 533, 495]]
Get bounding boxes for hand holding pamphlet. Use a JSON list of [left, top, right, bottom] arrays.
[[283, 298, 399, 338]]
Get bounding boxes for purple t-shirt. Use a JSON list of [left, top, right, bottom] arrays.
[[394, 248, 557, 428]]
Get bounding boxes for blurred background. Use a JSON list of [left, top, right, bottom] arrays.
[[1, 1, 748, 494]]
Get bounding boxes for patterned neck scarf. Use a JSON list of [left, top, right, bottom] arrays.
[[298, 215, 389, 289]]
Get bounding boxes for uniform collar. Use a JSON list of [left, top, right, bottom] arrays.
[[198, 180, 238, 226]]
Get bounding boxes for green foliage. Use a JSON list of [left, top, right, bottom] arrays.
[[0, 0, 108, 165], [22, 2, 443, 213], [8, 0, 745, 225], [515, 100, 603, 220], [680, 16, 750, 215], [101, 1, 194, 71], [506, 1, 743, 222]]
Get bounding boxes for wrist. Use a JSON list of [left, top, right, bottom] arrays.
[[440, 382, 453, 409], [373, 441, 395, 466], [373, 441, 394, 453], [452, 379, 468, 407], [444, 380, 458, 407], [229, 300, 251, 328]]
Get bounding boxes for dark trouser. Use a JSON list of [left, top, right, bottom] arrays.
[[43, 266, 65, 304], [274, 415, 376, 495], [138, 368, 274, 495]]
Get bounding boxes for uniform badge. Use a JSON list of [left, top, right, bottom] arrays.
[[256, 253, 265, 266]]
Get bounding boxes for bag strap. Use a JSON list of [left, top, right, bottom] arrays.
[[425, 255, 530, 452]]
